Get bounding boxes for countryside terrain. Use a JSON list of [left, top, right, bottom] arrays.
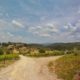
[[0, 42, 80, 80]]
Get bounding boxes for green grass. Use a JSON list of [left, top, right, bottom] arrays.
[[0, 54, 19, 69], [53, 54, 80, 80], [0, 54, 19, 61]]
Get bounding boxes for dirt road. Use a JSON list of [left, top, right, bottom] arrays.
[[0, 55, 62, 80]]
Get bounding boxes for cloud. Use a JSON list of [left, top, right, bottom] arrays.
[[0, 19, 25, 31], [0, 0, 80, 43], [0, 31, 27, 43], [0, 19, 29, 42], [28, 23, 59, 37], [64, 23, 77, 32], [63, 19, 80, 41], [7, 32, 14, 37], [12, 20, 24, 28], [0, 19, 12, 30]]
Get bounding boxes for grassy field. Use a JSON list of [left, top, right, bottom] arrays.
[[48, 54, 80, 80], [0, 54, 19, 69]]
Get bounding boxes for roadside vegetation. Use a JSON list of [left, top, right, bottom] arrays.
[[24, 49, 64, 57], [48, 50, 80, 80], [0, 48, 19, 69]]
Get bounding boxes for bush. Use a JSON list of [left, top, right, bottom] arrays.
[[39, 49, 45, 53]]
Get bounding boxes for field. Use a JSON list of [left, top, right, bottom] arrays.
[[48, 54, 80, 80]]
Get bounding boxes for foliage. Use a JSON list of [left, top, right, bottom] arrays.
[[54, 54, 80, 80], [0, 54, 19, 68], [0, 54, 19, 61], [39, 49, 45, 53], [0, 48, 4, 55], [26, 50, 64, 57]]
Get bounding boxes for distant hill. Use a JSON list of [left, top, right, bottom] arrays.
[[46, 42, 80, 50], [0, 42, 80, 50]]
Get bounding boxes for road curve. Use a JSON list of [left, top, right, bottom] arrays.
[[0, 55, 62, 80]]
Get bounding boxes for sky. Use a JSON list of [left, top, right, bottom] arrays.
[[0, 0, 80, 43]]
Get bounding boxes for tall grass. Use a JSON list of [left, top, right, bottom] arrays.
[[55, 54, 80, 80]]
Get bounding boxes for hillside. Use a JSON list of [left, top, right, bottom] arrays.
[[46, 42, 80, 50]]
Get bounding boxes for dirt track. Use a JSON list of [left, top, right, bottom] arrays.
[[0, 55, 62, 80]]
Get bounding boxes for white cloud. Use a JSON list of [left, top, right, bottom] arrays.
[[28, 23, 59, 37], [64, 23, 77, 32], [0, 19, 28, 42], [33, 31, 51, 37], [62, 20, 80, 41], [12, 20, 24, 28], [0, 19, 12, 31], [39, 33, 51, 37], [0, 31, 27, 43], [0, 19, 24, 31], [7, 32, 14, 37]]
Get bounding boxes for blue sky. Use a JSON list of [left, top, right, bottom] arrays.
[[0, 0, 80, 43]]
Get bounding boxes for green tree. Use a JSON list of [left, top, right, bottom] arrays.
[[0, 48, 4, 55], [39, 49, 45, 53]]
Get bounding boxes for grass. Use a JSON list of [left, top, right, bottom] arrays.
[[48, 54, 80, 80], [0, 54, 19, 69], [47, 61, 55, 73]]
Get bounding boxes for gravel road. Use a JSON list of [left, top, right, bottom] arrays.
[[0, 55, 62, 80]]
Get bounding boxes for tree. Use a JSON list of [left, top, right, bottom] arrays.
[[39, 49, 45, 53], [0, 48, 4, 55]]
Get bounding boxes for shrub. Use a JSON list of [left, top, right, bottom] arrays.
[[39, 49, 45, 53]]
